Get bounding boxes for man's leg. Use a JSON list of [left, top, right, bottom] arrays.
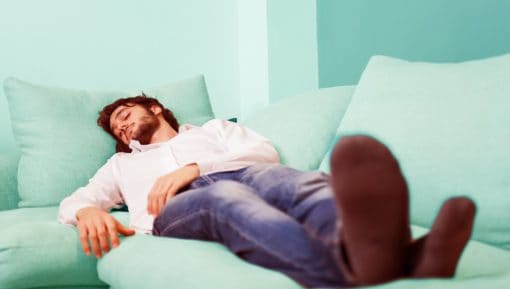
[[330, 135, 476, 285], [406, 196, 476, 278], [234, 159, 408, 285], [153, 180, 347, 288], [234, 164, 339, 248], [330, 135, 411, 285]]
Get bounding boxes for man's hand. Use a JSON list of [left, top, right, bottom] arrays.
[[147, 163, 200, 217], [76, 207, 135, 258]]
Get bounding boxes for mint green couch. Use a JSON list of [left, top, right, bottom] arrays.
[[2, 54, 510, 289]]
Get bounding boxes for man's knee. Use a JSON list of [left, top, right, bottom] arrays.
[[204, 180, 253, 203]]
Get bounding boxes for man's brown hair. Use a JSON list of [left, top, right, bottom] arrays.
[[97, 93, 179, 153]]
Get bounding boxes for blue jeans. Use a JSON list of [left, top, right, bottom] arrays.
[[153, 164, 347, 288]]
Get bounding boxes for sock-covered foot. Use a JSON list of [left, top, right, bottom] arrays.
[[408, 197, 476, 278], [330, 135, 411, 286]]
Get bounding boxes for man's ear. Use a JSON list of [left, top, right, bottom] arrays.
[[150, 105, 163, 115]]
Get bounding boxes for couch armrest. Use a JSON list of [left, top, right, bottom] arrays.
[[0, 150, 20, 211]]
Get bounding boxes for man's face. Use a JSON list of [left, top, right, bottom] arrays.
[[109, 104, 160, 145]]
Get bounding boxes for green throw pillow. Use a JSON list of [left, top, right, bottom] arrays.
[[3, 75, 214, 207], [324, 54, 510, 249], [242, 86, 355, 171]]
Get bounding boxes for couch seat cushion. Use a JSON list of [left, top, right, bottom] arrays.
[[97, 233, 303, 289], [2, 207, 509, 289], [0, 207, 123, 288], [365, 273, 510, 289], [98, 225, 510, 289]]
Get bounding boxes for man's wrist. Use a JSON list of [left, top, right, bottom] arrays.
[[185, 163, 200, 179], [76, 207, 88, 220], [76, 206, 98, 220]]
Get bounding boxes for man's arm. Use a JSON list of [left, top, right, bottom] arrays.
[[147, 119, 279, 217], [146, 163, 200, 217], [75, 206, 134, 258], [58, 155, 134, 258]]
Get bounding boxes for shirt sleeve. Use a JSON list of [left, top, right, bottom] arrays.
[[58, 155, 124, 226], [196, 119, 280, 175]]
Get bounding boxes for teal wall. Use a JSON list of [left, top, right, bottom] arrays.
[[317, 0, 510, 87], [237, 0, 270, 120], [4, 0, 510, 152], [237, 0, 318, 119], [0, 0, 239, 153], [0, 0, 320, 152], [267, 0, 318, 103]]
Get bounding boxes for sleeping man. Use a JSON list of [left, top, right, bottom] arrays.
[[58, 94, 476, 288]]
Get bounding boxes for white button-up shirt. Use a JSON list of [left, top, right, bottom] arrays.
[[58, 119, 280, 234]]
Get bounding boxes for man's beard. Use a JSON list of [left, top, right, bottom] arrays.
[[131, 113, 160, 145]]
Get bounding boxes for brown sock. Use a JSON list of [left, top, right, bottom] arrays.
[[407, 197, 476, 278], [330, 135, 411, 286], [404, 235, 427, 276]]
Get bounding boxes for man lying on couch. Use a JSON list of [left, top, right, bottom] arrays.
[[58, 94, 476, 288]]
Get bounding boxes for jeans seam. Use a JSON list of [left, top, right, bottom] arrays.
[[303, 222, 339, 249], [288, 176, 338, 248], [156, 209, 209, 235], [159, 207, 327, 276]]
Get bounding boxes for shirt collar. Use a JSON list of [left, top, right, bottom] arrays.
[[128, 139, 166, 153], [128, 124, 194, 153]]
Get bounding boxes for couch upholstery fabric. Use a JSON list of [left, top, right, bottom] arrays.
[[242, 85, 355, 171], [323, 54, 510, 249]]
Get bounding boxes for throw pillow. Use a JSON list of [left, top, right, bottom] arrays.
[[323, 54, 510, 249], [242, 85, 355, 171], [4, 75, 214, 207]]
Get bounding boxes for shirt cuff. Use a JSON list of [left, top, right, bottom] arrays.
[[196, 160, 214, 176], [58, 201, 97, 226]]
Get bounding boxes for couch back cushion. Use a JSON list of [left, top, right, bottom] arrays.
[[3, 76, 214, 207], [323, 54, 510, 249], [0, 149, 20, 211], [242, 85, 355, 171]]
